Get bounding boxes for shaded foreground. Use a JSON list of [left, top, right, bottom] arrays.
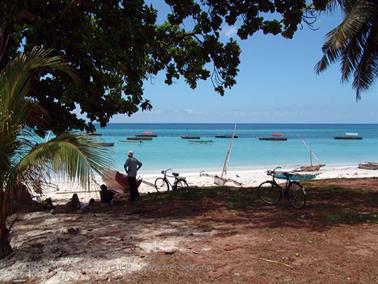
[[1, 178, 378, 283]]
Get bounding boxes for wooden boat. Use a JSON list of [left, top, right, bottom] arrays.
[[358, 162, 378, 170], [259, 133, 287, 141], [200, 124, 241, 186], [215, 135, 238, 138], [181, 135, 200, 139], [189, 140, 213, 144], [119, 140, 143, 144], [135, 131, 157, 137], [334, 132, 362, 140], [294, 139, 325, 172], [95, 142, 114, 147], [258, 137, 287, 141], [87, 132, 102, 136], [102, 170, 142, 193], [127, 136, 152, 141], [295, 164, 325, 172], [273, 171, 318, 181]]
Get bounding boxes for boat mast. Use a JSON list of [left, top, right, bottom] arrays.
[[221, 124, 237, 179]]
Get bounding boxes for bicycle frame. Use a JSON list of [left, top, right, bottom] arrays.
[[160, 168, 184, 190], [267, 167, 302, 197]]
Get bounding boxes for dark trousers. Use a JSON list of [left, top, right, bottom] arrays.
[[128, 177, 140, 201]]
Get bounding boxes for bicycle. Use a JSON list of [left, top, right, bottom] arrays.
[[257, 166, 306, 209], [154, 168, 189, 192]]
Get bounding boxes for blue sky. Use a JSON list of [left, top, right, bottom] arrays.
[[110, 4, 378, 124]]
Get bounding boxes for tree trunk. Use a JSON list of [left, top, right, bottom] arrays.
[[0, 220, 12, 259], [0, 184, 12, 259]]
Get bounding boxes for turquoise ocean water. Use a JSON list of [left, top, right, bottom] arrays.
[[90, 123, 378, 174]]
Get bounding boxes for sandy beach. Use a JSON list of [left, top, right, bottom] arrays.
[[42, 165, 378, 203], [1, 176, 378, 283]]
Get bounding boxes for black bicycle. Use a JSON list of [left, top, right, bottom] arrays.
[[257, 166, 306, 209], [154, 168, 189, 192]]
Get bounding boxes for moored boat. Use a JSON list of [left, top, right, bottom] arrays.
[[189, 140, 213, 144], [258, 133, 287, 141], [127, 136, 153, 141], [294, 139, 325, 172], [181, 135, 200, 139], [119, 140, 143, 144], [358, 162, 378, 170], [95, 142, 114, 147], [215, 135, 238, 138], [334, 132, 362, 140], [135, 131, 157, 137], [87, 132, 102, 136]]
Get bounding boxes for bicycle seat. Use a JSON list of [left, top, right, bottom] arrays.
[[172, 172, 179, 177]]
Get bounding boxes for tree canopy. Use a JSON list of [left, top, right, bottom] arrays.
[[1, 1, 327, 135]]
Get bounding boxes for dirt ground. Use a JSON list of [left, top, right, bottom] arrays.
[[1, 178, 378, 283]]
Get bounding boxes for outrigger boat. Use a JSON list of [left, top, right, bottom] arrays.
[[334, 132, 362, 140], [294, 138, 325, 172], [200, 124, 241, 186], [87, 132, 102, 136], [358, 162, 378, 170], [127, 136, 153, 141], [215, 134, 238, 138], [95, 142, 114, 147], [258, 133, 287, 141], [189, 140, 213, 144], [135, 131, 157, 138], [119, 140, 143, 144], [181, 135, 200, 139], [273, 170, 318, 181]]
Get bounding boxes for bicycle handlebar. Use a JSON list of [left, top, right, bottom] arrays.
[[267, 166, 282, 176], [161, 168, 172, 175]]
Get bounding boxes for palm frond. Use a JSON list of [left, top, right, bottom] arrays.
[[0, 47, 78, 177], [353, 24, 378, 100], [316, 0, 378, 98], [315, 1, 370, 74], [16, 132, 112, 189]]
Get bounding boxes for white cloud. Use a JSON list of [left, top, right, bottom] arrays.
[[222, 26, 238, 38]]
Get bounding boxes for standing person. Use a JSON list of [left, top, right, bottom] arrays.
[[124, 150, 142, 201]]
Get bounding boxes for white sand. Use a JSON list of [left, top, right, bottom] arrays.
[[40, 165, 378, 203]]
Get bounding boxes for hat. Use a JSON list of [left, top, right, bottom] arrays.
[[128, 150, 134, 157]]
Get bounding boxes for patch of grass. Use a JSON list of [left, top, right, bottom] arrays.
[[320, 209, 378, 224], [143, 186, 228, 202], [226, 190, 260, 209]]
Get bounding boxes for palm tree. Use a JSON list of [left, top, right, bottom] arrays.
[[0, 47, 111, 259], [315, 0, 378, 99]]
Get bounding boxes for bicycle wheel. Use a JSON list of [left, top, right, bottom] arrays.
[[154, 178, 169, 192], [287, 181, 306, 209], [176, 180, 189, 190], [257, 181, 281, 205]]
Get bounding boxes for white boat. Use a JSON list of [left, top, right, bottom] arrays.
[[200, 124, 241, 186], [334, 132, 362, 140]]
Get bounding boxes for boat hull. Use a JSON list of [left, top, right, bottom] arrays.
[[181, 135, 200, 139], [135, 134, 157, 137], [189, 140, 213, 144], [334, 136, 362, 140], [358, 163, 378, 170], [127, 137, 153, 141], [215, 135, 238, 138], [95, 142, 114, 147], [258, 137, 287, 141]]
